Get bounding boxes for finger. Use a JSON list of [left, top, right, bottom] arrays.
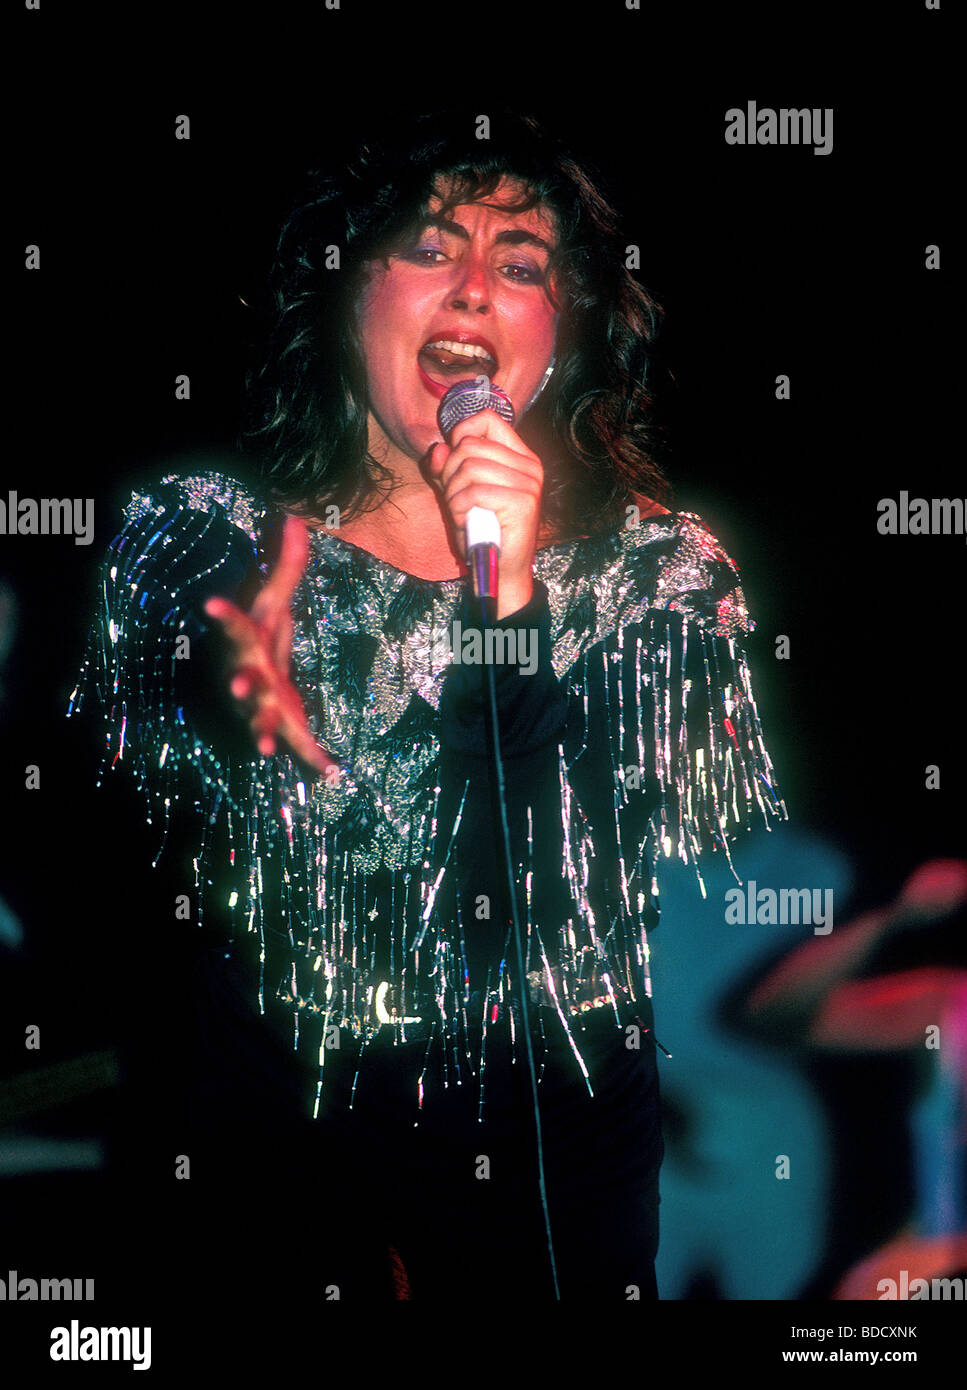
[[445, 481, 542, 527], [422, 441, 449, 487], [250, 692, 338, 776], [278, 709, 341, 776], [448, 408, 524, 452], [230, 664, 268, 701], [442, 459, 544, 503], [205, 596, 262, 652], [272, 608, 293, 675], [261, 678, 340, 777], [258, 515, 310, 610], [251, 701, 283, 743], [425, 441, 447, 474], [436, 437, 542, 492]]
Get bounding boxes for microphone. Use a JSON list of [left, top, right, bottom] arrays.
[[438, 375, 515, 605]]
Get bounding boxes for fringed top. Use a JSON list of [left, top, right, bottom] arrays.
[[69, 470, 787, 1120]]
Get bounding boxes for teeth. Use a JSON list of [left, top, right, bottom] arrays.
[[423, 340, 494, 361]]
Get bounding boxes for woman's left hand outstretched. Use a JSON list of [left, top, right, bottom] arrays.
[[204, 515, 339, 778]]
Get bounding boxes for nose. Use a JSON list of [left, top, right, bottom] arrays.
[[448, 251, 491, 314]]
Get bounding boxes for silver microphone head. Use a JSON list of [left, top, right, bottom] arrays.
[[437, 376, 515, 440]]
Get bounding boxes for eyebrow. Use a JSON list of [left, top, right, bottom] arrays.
[[422, 214, 555, 255]]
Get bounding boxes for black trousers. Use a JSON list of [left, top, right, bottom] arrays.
[[135, 943, 664, 1306], [314, 1003, 665, 1302]]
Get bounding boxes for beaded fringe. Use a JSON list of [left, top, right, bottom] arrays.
[[69, 477, 787, 1123]]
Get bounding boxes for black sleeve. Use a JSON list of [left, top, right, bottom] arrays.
[[438, 580, 568, 758]]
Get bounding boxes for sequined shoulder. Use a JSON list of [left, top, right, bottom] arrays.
[[646, 511, 752, 639], [537, 509, 752, 677], [122, 468, 266, 545]]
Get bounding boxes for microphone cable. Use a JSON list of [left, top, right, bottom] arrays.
[[475, 588, 561, 1301], [436, 374, 560, 1298]]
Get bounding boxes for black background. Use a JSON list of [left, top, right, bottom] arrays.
[[2, 0, 960, 1370]]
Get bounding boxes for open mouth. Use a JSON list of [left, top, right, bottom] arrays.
[[418, 338, 499, 390]]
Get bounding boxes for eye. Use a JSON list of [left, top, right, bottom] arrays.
[[402, 245, 447, 265], [501, 262, 543, 284]]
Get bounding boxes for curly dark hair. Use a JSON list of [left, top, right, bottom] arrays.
[[244, 108, 672, 538]]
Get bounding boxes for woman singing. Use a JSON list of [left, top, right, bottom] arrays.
[[72, 109, 786, 1302]]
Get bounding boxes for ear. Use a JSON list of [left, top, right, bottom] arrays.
[[629, 491, 671, 519], [520, 356, 556, 416]]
